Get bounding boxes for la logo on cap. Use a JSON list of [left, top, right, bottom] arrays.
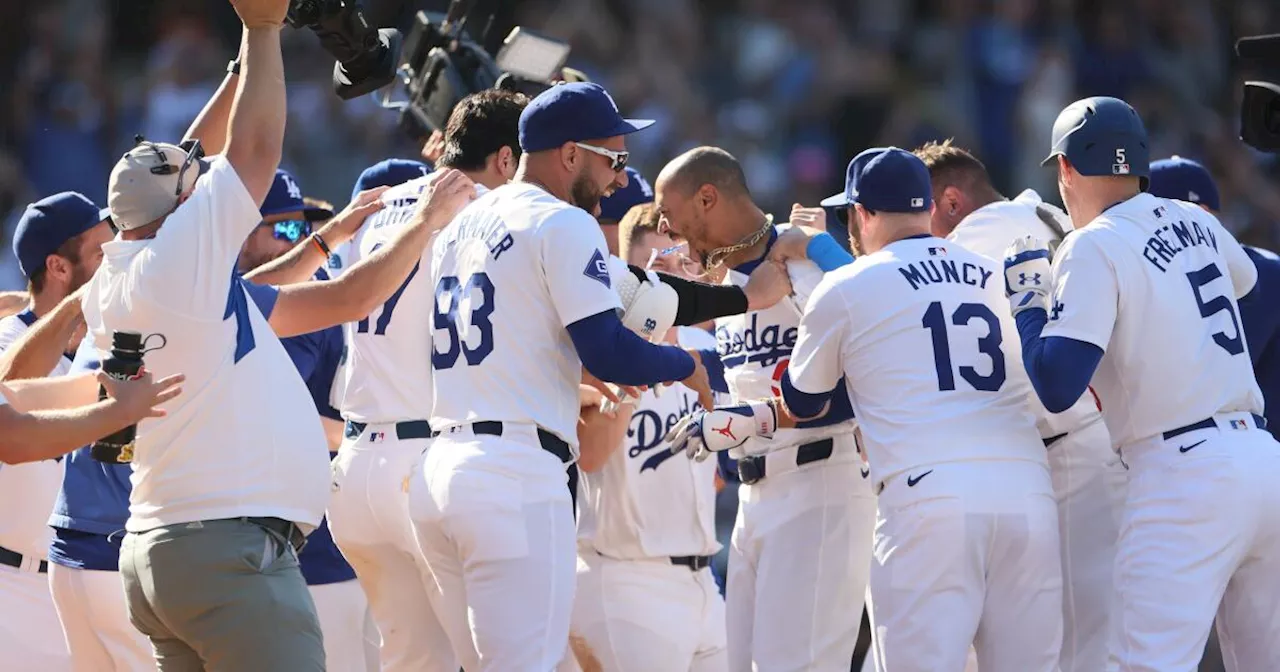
[[284, 175, 302, 200], [911, 197, 924, 207]]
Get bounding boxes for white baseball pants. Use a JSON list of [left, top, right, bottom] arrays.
[[0, 563, 71, 671], [48, 564, 153, 672], [308, 579, 380, 672], [727, 435, 876, 672], [572, 552, 727, 671], [868, 459, 1062, 672], [1110, 413, 1280, 672], [327, 425, 455, 672], [409, 424, 577, 672]]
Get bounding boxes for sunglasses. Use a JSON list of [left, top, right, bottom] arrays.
[[268, 219, 312, 244], [575, 142, 629, 172]]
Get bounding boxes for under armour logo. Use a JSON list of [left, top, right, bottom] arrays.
[[1050, 300, 1065, 320], [1019, 272, 1042, 286]]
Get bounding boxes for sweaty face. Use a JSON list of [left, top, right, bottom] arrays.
[[653, 178, 711, 261]]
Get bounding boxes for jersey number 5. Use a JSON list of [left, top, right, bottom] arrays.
[[433, 273, 496, 369], [922, 301, 1006, 392], [1187, 262, 1244, 356]]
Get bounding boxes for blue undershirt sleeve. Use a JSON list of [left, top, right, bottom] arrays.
[[695, 348, 728, 394], [805, 233, 855, 271], [1016, 308, 1105, 413], [567, 310, 696, 386]]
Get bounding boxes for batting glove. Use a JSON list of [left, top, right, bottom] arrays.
[[665, 399, 779, 462], [1004, 235, 1052, 317]]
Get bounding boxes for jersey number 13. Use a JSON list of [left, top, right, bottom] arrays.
[[922, 301, 1007, 392], [432, 273, 496, 370]]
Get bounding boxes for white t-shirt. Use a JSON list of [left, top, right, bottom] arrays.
[[788, 235, 1045, 487], [1042, 193, 1262, 448], [577, 327, 721, 560], [428, 182, 622, 445], [0, 312, 71, 558], [715, 225, 857, 457], [948, 189, 1101, 438], [82, 157, 329, 532]]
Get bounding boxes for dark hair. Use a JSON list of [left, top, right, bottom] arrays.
[[27, 235, 82, 294], [437, 89, 530, 172]]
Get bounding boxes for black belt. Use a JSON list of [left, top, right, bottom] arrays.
[[243, 517, 307, 554], [463, 421, 573, 464], [737, 438, 835, 485], [1162, 414, 1267, 441], [0, 546, 46, 573], [670, 555, 713, 571], [344, 420, 435, 441]]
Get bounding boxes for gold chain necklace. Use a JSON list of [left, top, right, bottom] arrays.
[[701, 214, 774, 271]]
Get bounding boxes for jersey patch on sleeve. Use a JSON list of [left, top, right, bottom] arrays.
[[584, 249, 611, 288]]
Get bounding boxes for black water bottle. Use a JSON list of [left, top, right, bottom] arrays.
[[91, 331, 147, 463]]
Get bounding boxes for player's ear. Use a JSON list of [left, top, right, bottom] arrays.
[[696, 184, 718, 213], [941, 185, 961, 215], [493, 146, 517, 179]]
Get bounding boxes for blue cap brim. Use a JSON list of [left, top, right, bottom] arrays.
[[610, 118, 656, 137], [820, 192, 850, 208]]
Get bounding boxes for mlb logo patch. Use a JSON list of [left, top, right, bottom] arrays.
[[928, 247, 947, 256], [583, 249, 611, 288], [369, 431, 386, 443], [1113, 163, 1130, 175], [328, 254, 342, 270], [911, 197, 924, 208], [1229, 420, 1248, 430]]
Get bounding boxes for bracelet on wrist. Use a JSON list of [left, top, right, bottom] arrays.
[[309, 232, 332, 257]]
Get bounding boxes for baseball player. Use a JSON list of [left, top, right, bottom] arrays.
[[1009, 96, 1280, 670], [672, 148, 1064, 671], [325, 159, 433, 278], [1147, 156, 1280, 443], [572, 203, 728, 672], [328, 89, 528, 672], [0, 193, 111, 671], [909, 139, 1121, 672], [410, 82, 714, 672], [653, 146, 875, 672]]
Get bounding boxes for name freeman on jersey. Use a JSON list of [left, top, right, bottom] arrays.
[[629, 389, 702, 472], [442, 208, 515, 261], [717, 313, 797, 368], [898, 258, 995, 292], [1142, 206, 1220, 273]]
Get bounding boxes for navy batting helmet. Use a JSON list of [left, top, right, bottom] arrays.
[[1042, 96, 1149, 189]]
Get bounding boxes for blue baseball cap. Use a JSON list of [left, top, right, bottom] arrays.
[[597, 167, 654, 222], [261, 169, 333, 221], [351, 159, 432, 202], [1148, 156, 1220, 211], [13, 192, 110, 278], [820, 147, 933, 213], [518, 82, 655, 153]]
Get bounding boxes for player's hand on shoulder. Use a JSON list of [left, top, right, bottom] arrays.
[[744, 259, 792, 311], [415, 168, 476, 230], [1003, 235, 1052, 316], [769, 207, 825, 262], [666, 398, 779, 462], [328, 186, 390, 242], [99, 368, 185, 422]]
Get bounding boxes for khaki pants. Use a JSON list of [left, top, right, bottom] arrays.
[[120, 518, 324, 672]]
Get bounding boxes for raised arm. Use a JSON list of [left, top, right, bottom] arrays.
[[244, 187, 389, 286], [181, 33, 244, 154], [224, 0, 289, 205], [0, 290, 84, 382]]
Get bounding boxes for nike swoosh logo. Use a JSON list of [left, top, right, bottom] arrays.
[[906, 469, 933, 487], [1179, 440, 1206, 454], [1042, 432, 1068, 449], [860, 467, 870, 479]]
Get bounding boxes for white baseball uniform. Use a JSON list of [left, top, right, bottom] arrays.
[[948, 189, 1123, 672], [789, 234, 1062, 672], [715, 227, 877, 672], [0, 312, 72, 671], [573, 326, 728, 672], [410, 181, 621, 671], [327, 173, 456, 672], [1043, 193, 1280, 671]]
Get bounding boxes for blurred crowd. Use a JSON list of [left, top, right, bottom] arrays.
[[3, 0, 1280, 293]]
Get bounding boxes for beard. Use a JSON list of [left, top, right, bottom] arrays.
[[570, 170, 605, 215], [847, 209, 866, 257], [67, 261, 94, 293]]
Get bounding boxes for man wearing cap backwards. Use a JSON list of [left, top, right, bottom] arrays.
[[668, 147, 1063, 671], [1009, 96, 1280, 670], [1148, 156, 1280, 444], [0, 191, 112, 670], [409, 81, 714, 671], [652, 145, 873, 672]]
